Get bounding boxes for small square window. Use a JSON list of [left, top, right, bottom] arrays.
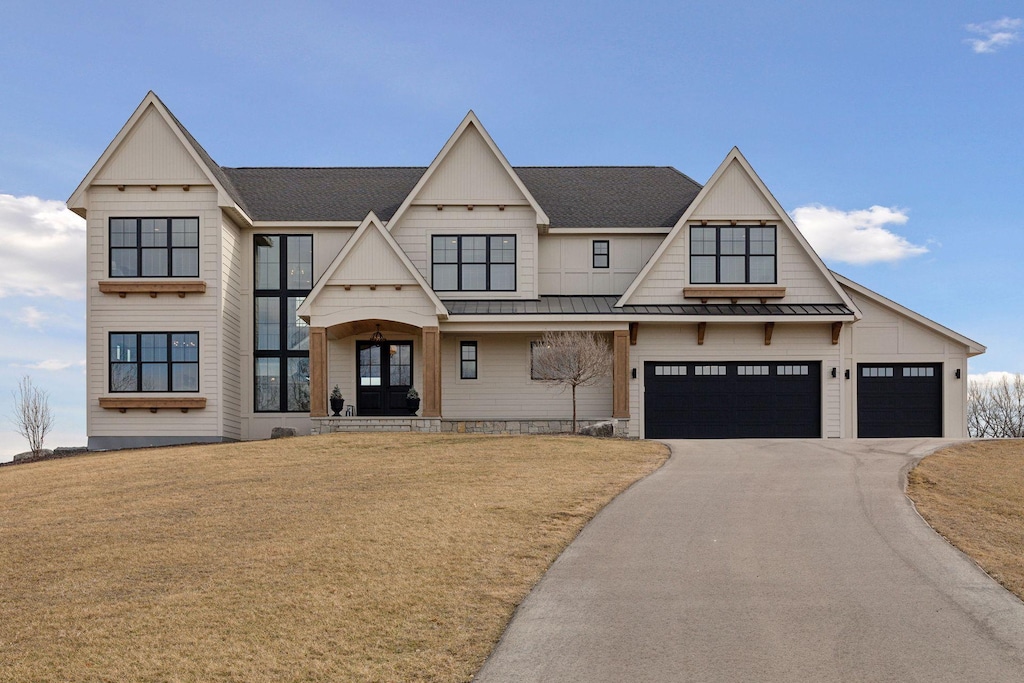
[[593, 240, 609, 269]]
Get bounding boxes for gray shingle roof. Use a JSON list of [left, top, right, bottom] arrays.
[[218, 165, 702, 227], [442, 296, 853, 317]]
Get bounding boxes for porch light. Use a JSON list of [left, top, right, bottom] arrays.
[[370, 324, 387, 346]]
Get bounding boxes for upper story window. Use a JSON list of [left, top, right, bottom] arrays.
[[110, 218, 199, 277], [689, 226, 776, 284], [254, 235, 313, 412], [432, 235, 516, 291], [109, 332, 199, 392], [593, 240, 609, 269]]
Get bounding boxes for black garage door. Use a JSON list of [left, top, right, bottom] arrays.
[[645, 361, 821, 439], [857, 363, 942, 437]]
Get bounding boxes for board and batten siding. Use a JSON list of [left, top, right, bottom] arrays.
[[392, 205, 539, 299], [841, 289, 970, 438], [94, 104, 209, 186], [439, 333, 614, 420], [415, 123, 528, 203], [629, 322, 843, 439], [219, 214, 244, 440], [86, 186, 224, 445], [538, 234, 663, 296]]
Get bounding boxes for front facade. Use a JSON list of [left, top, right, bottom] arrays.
[[69, 93, 985, 449]]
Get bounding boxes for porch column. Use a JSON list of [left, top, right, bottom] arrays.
[[613, 329, 630, 418], [422, 326, 442, 417], [310, 326, 328, 417]]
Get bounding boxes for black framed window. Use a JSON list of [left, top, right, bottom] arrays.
[[254, 235, 313, 412], [431, 235, 516, 291], [530, 340, 554, 380], [109, 218, 199, 277], [593, 240, 609, 268], [689, 226, 776, 284], [109, 332, 199, 392], [460, 341, 478, 379]]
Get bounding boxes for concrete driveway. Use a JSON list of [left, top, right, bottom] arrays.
[[475, 439, 1024, 682]]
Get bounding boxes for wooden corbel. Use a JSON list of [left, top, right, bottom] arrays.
[[697, 322, 707, 346], [764, 322, 774, 346], [629, 322, 639, 346], [831, 321, 843, 345]]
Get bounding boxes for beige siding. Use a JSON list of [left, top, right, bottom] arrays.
[[417, 123, 527, 202], [690, 159, 777, 219], [538, 235, 662, 295], [86, 186, 224, 441], [439, 333, 614, 420], [629, 322, 843, 439], [219, 214, 243, 440], [325, 227, 418, 285], [314, 229, 355, 282], [95, 105, 208, 185], [392, 205, 538, 299], [310, 287, 439, 329], [842, 290, 970, 438]]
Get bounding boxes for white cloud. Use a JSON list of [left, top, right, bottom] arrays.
[[17, 306, 47, 330], [965, 17, 1022, 54], [9, 359, 84, 372], [969, 371, 1022, 386], [790, 204, 929, 265], [0, 194, 86, 300]]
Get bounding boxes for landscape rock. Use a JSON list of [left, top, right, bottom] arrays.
[[270, 427, 298, 439], [578, 421, 615, 438]]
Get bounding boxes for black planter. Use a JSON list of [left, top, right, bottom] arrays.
[[406, 397, 421, 415], [330, 397, 344, 416]]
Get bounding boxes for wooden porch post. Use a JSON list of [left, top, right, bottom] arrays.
[[422, 326, 442, 417], [310, 327, 328, 417], [613, 329, 630, 418]]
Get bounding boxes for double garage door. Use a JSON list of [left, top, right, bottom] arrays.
[[644, 360, 943, 439], [645, 361, 821, 439]]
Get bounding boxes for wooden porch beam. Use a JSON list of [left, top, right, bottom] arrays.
[[613, 330, 630, 418], [310, 327, 328, 417]]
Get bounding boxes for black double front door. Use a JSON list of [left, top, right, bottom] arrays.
[[356, 341, 413, 416]]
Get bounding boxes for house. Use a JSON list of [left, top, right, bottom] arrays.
[[68, 92, 985, 449]]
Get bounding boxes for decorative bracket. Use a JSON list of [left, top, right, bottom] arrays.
[[764, 322, 775, 346], [697, 322, 707, 346], [831, 321, 843, 345]]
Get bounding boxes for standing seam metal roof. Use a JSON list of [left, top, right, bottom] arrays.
[[441, 296, 854, 316]]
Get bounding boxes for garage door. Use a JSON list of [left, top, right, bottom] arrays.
[[644, 361, 821, 439], [857, 363, 942, 437]]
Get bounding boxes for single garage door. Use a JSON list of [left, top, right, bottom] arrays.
[[645, 361, 821, 439], [857, 363, 942, 437]]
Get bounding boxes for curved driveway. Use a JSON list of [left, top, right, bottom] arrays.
[[475, 439, 1024, 682]]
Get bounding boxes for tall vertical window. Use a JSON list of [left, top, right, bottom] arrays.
[[109, 218, 199, 277], [109, 332, 199, 392], [460, 341, 478, 379], [593, 240, 609, 268], [431, 235, 516, 291], [254, 235, 312, 412], [689, 226, 776, 284]]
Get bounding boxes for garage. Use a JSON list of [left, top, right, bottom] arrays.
[[644, 361, 821, 438], [857, 363, 942, 437]]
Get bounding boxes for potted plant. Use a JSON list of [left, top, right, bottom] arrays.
[[330, 385, 344, 416], [406, 387, 420, 415]]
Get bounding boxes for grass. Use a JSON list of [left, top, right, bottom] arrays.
[[0, 433, 667, 682], [907, 439, 1024, 601]]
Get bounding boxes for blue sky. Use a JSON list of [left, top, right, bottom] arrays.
[[1, 1, 1021, 457]]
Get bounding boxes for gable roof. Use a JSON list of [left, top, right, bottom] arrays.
[[616, 147, 859, 313]]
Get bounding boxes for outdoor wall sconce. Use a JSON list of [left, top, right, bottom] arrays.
[[956, 369, 961, 379], [831, 367, 837, 378], [845, 369, 851, 380], [631, 367, 637, 379]]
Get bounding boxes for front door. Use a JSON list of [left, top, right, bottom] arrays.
[[356, 341, 413, 416]]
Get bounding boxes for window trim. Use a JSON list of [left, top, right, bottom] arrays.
[[689, 225, 777, 285], [431, 234, 517, 292], [108, 217, 200, 278], [592, 240, 610, 269], [460, 341, 478, 380], [108, 331, 200, 393], [253, 234, 313, 413]]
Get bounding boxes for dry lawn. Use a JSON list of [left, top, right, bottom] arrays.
[[0, 433, 667, 682], [907, 440, 1024, 601]]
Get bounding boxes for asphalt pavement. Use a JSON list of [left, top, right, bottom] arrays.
[[474, 439, 1024, 682]]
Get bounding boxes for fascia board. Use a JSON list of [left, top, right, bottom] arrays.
[[442, 314, 855, 325], [833, 272, 986, 356], [385, 111, 550, 231]]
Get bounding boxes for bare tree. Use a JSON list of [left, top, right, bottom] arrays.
[[531, 331, 612, 432], [11, 375, 55, 455], [968, 373, 1024, 438]]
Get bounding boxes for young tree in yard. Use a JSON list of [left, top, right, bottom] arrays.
[[968, 373, 1024, 438], [531, 331, 612, 432], [11, 375, 55, 455]]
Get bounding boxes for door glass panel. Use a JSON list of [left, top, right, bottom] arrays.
[[360, 345, 381, 386], [389, 344, 411, 386]]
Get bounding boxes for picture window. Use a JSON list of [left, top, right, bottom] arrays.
[[109, 217, 199, 277], [689, 225, 776, 284]]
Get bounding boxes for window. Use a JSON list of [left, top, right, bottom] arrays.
[[778, 365, 810, 376], [109, 332, 199, 392], [432, 235, 516, 291], [689, 226, 776, 284], [110, 218, 199, 277], [694, 365, 727, 376], [654, 365, 687, 376], [530, 341, 553, 380], [460, 342, 478, 379], [903, 367, 935, 377], [862, 367, 894, 378], [254, 235, 312, 412], [738, 365, 769, 375], [593, 240, 609, 268]]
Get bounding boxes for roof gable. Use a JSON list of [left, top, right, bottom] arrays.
[[298, 212, 447, 319], [617, 148, 858, 312], [387, 111, 549, 230]]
